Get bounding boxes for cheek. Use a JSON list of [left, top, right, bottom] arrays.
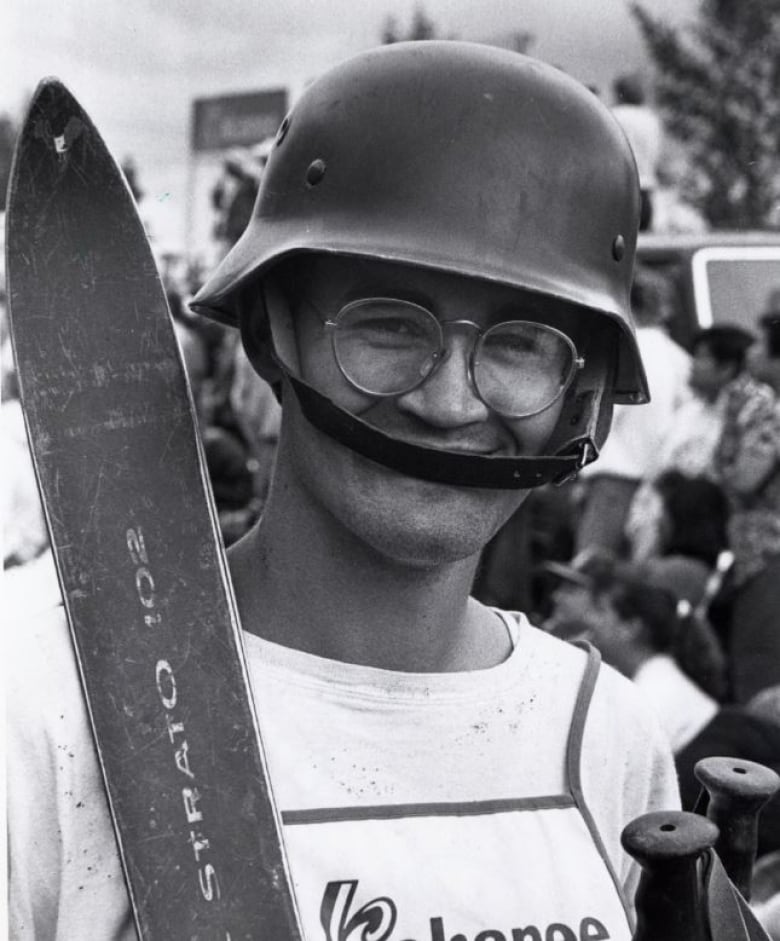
[[296, 321, 379, 416], [503, 398, 565, 454]]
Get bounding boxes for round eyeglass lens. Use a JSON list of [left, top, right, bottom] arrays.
[[332, 299, 441, 395], [475, 322, 576, 417]]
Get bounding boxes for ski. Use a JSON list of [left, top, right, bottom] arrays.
[[6, 79, 303, 940]]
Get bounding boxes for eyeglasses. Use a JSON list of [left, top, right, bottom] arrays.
[[309, 296, 584, 418]]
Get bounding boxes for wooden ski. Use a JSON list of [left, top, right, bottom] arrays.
[[5, 78, 303, 940]]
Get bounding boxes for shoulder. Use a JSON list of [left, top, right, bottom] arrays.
[[7, 601, 78, 682], [503, 616, 598, 724], [588, 654, 673, 752], [6, 603, 89, 751], [509, 614, 592, 683], [582, 656, 680, 825]]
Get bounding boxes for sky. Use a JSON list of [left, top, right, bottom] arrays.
[[4, 0, 697, 253]]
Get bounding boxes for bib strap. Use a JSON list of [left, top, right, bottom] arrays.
[[567, 642, 634, 928]]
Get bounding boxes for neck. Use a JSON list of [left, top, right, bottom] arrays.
[[228, 455, 509, 673]]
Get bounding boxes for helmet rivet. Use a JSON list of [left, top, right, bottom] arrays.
[[305, 158, 327, 187], [276, 115, 291, 146], [612, 235, 626, 261]]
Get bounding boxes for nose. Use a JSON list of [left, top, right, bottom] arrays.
[[395, 331, 490, 427]]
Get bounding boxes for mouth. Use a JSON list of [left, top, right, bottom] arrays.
[[391, 439, 507, 456], [348, 395, 523, 459]]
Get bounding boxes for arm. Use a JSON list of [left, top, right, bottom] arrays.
[[714, 385, 780, 498]]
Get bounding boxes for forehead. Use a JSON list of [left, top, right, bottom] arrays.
[[288, 254, 588, 335]]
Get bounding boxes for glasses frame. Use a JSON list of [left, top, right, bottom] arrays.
[[311, 296, 585, 419]]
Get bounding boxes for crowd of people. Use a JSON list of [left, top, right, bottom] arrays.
[[538, 280, 780, 914]]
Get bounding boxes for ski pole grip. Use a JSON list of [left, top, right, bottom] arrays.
[[622, 810, 717, 941], [694, 756, 780, 901]]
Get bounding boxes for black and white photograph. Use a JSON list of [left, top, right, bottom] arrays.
[[3, 2, 780, 938]]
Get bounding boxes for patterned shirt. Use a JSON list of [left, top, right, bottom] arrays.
[[713, 374, 780, 584]]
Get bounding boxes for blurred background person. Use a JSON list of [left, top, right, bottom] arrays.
[[1, 304, 48, 570], [692, 325, 780, 704], [543, 550, 722, 750], [211, 139, 273, 256], [750, 288, 780, 396], [2, 300, 62, 619], [675, 684, 780, 858], [610, 72, 663, 232], [575, 265, 691, 557]]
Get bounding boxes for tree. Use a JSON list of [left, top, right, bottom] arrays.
[[632, 0, 780, 229]]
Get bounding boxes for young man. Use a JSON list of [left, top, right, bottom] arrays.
[[8, 42, 679, 940]]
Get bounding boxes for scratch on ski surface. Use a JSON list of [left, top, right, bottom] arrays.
[[81, 462, 106, 543], [58, 338, 79, 382], [157, 424, 179, 468], [58, 388, 75, 413]]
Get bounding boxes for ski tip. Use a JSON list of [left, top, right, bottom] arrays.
[[9, 77, 93, 186], [33, 76, 69, 95], [26, 77, 86, 123]]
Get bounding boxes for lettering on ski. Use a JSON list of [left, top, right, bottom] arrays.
[[127, 526, 222, 907], [6, 79, 303, 939]]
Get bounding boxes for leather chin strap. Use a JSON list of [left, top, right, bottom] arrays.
[[285, 341, 610, 488], [255, 273, 615, 489]]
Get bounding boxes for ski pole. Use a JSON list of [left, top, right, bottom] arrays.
[[695, 756, 780, 901], [622, 809, 718, 941]]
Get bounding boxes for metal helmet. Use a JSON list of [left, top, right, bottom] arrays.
[[192, 41, 649, 489]]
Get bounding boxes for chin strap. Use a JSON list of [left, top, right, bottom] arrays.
[[286, 372, 604, 489]]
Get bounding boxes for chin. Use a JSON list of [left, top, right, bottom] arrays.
[[358, 510, 496, 568], [286, 413, 529, 567], [331, 454, 526, 568]]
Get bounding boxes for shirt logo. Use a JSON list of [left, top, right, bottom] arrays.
[[321, 880, 396, 940], [320, 880, 612, 941]]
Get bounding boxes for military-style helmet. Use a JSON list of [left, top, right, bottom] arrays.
[[192, 41, 649, 489]]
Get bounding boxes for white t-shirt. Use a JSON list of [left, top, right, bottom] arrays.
[[633, 654, 719, 753], [7, 606, 679, 941]]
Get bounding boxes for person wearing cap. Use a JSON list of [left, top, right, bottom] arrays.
[[690, 325, 780, 704], [8, 43, 680, 940], [548, 554, 720, 753]]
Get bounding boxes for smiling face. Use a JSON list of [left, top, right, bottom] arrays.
[[259, 255, 594, 567]]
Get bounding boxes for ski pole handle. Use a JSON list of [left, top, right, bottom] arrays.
[[694, 756, 780, 901], [622, 810, 718, 941]]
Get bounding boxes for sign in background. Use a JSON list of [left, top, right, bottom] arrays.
[[692, 247, 780, 331], [191, 89, 288, 153], [186, 88, 289, 263]]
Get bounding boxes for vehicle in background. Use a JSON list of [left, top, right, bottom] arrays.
[[636, 231, 780, 349]]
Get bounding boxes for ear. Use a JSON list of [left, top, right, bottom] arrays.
[[546, 321, 616, 458], [263, 275, 301, 376], [238, 280, 286, 387]]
